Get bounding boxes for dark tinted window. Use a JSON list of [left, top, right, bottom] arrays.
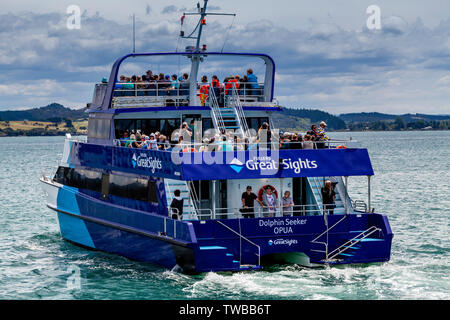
[[109, 174, 158, 203], [147, 181, 158, 203], [53, 166, 102, 192]]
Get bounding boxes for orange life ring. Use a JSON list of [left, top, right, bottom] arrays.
[[337, 145, 347, 149], [258, 185, 278, 202]]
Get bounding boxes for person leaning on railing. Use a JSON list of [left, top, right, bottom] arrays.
[[261, 186, 279, 218], [316, 121, 329, 148], [240, 186, 262, 218], [282, 191, 294, 217], [246, 68, 259, 97]]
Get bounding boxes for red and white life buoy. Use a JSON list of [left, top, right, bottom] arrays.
[[258, 185, 278, 202]]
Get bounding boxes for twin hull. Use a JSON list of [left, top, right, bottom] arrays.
[[42, 178, 393, 273]]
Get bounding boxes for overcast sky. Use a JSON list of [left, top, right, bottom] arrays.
[[0, 0, 449, 114]]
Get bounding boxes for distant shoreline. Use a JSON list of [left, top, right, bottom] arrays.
[[0, 128, 447, 138]]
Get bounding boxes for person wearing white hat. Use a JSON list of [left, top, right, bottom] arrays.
[[317, 121, 329, 148]]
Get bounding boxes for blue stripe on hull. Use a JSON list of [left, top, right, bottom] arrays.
[[83, 219, 178, 268], [57, 211, 95, 248]]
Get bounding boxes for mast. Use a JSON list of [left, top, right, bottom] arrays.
[[180, 0, 236, 104]]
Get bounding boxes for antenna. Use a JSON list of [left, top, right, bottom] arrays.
[[132, 14, 136, 54], [180, 0, 236, 53], [179, 0, 236, 104]]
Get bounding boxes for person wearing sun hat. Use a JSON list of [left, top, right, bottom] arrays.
[[317, 121, 329, 148]]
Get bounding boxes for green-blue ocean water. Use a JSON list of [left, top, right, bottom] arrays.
[[0, 131, 448, 300]]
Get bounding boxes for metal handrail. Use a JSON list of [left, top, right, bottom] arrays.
[[216, 220, 261, 266], [111, 81, 267, 108], [208, 83, 226, 133], [309, 177, 325, 215], [186, 180, 201, 219], [231, 85, 250, 140], [353, 200, 368, 212], [327, 226, 381, 260], [114, 139, 357, 151], [186, 204, 326, 220], [311, 214, 348, 244]]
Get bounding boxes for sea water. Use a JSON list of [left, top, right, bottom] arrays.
[[0, 131, 448, 299]]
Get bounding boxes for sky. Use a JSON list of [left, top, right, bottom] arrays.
[[0, 0, 449, 115]]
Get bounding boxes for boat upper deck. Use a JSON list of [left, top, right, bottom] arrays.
[[88, 52, 278, 112]]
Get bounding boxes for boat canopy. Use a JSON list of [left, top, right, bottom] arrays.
[[91, 52, 276, 112]]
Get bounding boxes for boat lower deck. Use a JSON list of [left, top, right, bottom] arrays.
[[41, 175, 393, 273]]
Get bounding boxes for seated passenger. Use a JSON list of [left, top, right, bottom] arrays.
[[233, 136, 245, 151], [218, 135, 233, 152], [224, 76, 238, 96], [125, 134, 136, 148], [302, 134, 315, 149], [179, 73, 190, 96], [240, 75, 249, 96], [122, 77, 134, 96], [157, 73, 168, 96], [131, 133, 143, 148], [168, 74, 180, 96], [198, 138, 209, 152], [158, 135, 171, 150]]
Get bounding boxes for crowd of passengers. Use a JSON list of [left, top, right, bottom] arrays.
[[118, 120, 329, 151], [112, 68, 262, 102]]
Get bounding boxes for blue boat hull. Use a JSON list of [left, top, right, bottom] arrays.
[[46, 182, 393, 273]]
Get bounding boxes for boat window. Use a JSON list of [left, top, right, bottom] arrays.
[[147, 181, 158, 203], [88, 119, 111, 140], [115, 118, 181, 139], [109, 174, 158, 203], [160, 119, 181, 136], [246, 117, 269, 131], [202, 118, 213, 133], [53, 166, 102, 193]]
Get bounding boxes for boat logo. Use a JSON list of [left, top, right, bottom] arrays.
[[132, 152, 163, 173], [132, 153, 137, 168], [229, 158, 244, 173], [268, 239, 299, 246]]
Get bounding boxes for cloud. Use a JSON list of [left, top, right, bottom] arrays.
[[0, 10, 449, 114], [161, 5, 178, 15]]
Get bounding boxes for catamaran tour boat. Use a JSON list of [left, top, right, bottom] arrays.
[[40, 1, 393, 273]]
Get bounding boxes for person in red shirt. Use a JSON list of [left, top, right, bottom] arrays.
[[199, 75, 209, 106]]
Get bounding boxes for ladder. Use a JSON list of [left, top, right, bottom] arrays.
[[327, 226, 382, 261], [208, 85, 249, 139]]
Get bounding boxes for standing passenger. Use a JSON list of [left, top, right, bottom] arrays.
[[199, 75, 209, 106], [282, 191, 294, 217], [170, 190, 184, 220], [321, 180, 336, 215], [261, 186, 279, 218], [240, 186, 261, 218]]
